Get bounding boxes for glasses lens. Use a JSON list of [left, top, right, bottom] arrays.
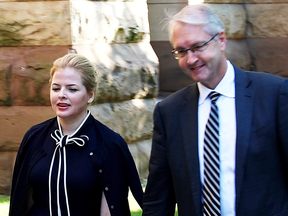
[[176, 50, 187, 59], [172, 50, 179, 59]]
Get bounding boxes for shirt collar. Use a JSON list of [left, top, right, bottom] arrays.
[[198, 60, 235, 105]]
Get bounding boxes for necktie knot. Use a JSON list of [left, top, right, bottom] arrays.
[[208, 91, 220, 104]]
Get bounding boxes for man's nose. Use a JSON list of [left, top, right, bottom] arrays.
[[186, 50, 199, 64]]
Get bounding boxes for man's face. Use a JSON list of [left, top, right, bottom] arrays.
[[171, 22, 227, 89]]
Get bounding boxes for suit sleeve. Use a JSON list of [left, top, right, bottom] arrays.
[[277, 78, 288, 172], [143, 103, 176, 216]]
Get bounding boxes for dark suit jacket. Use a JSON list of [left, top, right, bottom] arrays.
[[143, 66, 288, 216]]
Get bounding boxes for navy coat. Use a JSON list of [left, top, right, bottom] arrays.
[[9, 114, 143, 216]]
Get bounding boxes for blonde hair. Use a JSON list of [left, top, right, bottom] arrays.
[[49, 53, 98, 95]]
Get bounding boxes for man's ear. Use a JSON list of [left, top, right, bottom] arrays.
[[218, 31, 227, 52]]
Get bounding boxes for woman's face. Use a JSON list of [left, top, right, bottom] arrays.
[[50, 67, 94, 124]]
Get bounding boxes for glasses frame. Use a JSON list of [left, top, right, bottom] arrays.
[[172, 33, 219, 60]]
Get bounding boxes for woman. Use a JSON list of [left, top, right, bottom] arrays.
[[9, 53, 143, 216]]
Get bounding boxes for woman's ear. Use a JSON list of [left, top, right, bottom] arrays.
[[87, 90, 95, 104]]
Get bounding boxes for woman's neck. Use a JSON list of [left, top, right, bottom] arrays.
[[60, 122, 80, 136], [58, 111, 89, 136]]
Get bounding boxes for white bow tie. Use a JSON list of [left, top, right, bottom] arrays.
[[51, 129, 89, 148]]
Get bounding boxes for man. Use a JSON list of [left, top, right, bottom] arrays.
[[143, 4, 288, 216]]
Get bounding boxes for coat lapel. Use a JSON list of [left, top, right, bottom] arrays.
[[234, 66, 254, 211], [179, 84, 203, 215]]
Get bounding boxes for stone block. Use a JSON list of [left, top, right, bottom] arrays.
[[90, 98, 156, 143], [202, 0, 288, 3], [0, 99, 155, 152], [246, 38, 288, 78], [245, 0, 288, 3], [0, 46, 69, 106], [0, 1, 71, 46], [148, 0, 187, 3], [0, 0, 66, 2], [73, 43, 159, 103], [203, 0, 242, 3], [70, 1, 150, 45], [0, 106, 55, 151], [209, 4, 246, 39], [150, 41, 193, 93], [128, 139, 151, 181], [246, 4, 288, 37], [225, 39, 251, 70], [148, 3, 187, 41], [0, 61, 10, 106], [0, 44, 158, 106], [0, 151, 17, 195], [148, 3, 245, 41]]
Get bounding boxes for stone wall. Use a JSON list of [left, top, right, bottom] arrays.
[[148, 0, 288, 93], [0, 0, 158, 195]]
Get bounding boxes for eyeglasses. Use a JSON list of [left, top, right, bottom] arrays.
[[171, 33, 219, 60]]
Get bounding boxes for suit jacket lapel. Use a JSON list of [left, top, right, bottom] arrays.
[[234, 66, 254, 211], [179, 84, 202, 215]]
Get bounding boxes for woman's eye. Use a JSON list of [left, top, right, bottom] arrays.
[[52, 87, 60, 91], [69, 88, 78, 92]]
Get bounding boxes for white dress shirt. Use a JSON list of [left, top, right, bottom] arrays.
[[197, 60, 236, 216]]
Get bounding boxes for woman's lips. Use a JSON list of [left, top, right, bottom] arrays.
[[57, 103, 70, 110]]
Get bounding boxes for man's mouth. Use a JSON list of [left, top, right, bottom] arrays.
[[192, 64, 205, 70]]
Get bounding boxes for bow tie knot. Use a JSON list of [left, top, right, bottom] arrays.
[[51, 129, 89, 148]]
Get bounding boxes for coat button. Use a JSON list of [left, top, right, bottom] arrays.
[[110, 205, 114, 209], [89, 152, 93, 156], [99, 169, 103, 173], [105, 187, 109, 191]]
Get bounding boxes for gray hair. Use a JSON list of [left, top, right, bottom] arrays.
[[168, 4, 224, 42]]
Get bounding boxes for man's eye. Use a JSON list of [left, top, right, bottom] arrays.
[[178, 49, 187, 54], [194, 44, 206, 51]]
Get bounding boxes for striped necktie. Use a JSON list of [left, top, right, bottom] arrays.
[[203, 91, 221, 216]]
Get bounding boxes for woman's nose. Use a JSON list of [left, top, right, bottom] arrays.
[[58, 89, 67, 99]]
